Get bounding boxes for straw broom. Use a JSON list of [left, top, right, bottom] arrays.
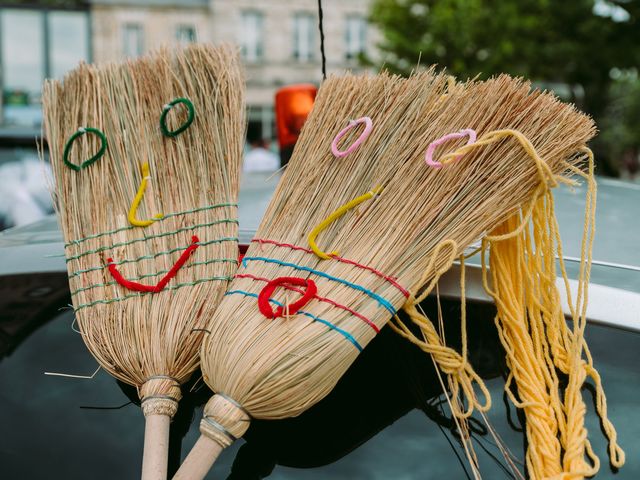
[[176, 71, 622, 479], [43, 44, 244, 480]]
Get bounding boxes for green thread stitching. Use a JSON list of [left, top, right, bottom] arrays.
[[69, 257, 237, 279], [70, 258, 237, 296], [65, 219, 238, 262], [68, 237, 238, 278], [73, 275, 232, 311], [64, 202, 238, 247]]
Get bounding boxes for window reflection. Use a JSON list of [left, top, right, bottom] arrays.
[[176, 25, 196, 44], [49, 12, 89, 80], [1, 10, 44, 127], [123, 23, 143, 58], [241, 11, 264, 63], [0, 8, 89, 127], [293, 12, 315, 62]]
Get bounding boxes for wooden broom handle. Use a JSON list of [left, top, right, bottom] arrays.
[[172, 434, 223, 480], [142, 413, 172, 480]]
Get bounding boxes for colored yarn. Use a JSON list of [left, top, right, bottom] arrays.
[[65, 219, 237, 261], [71, 258, 237, 296], [237, 273, 380, 333], [425, 128, 476, 168], [226, 289, 363, 351], [241, 255, 396, 314], [107, 235, 199, 293], [252, 238, 409, 297], [308, 185, 383, 260], [63, 126, 108, 171], [128, 162, 164, 227], [331, 116, 373, 157], [257, 277, 317, 319], [74, 275, 233, 312], [160, 97, 195, 137], [64, 202, 237, 247], [67, 236, 237, 271], [400, 128, 623, 479]]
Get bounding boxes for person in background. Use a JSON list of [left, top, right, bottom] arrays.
[[243, 138, 280, 173]]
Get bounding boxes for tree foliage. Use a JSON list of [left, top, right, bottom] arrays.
[[368, 0, 640, 173]]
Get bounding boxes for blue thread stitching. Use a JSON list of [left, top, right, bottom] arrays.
[[225, 289, 363, 351], [241, 256, 396, 314]]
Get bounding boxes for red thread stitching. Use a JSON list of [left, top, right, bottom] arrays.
[[237, 273, 380, 333], [257, 276, 317, 319], [251, 238, 410, 298], [107, 235, 200, 293]]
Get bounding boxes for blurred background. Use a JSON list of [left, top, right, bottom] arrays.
[[0, 0, 638, 231]]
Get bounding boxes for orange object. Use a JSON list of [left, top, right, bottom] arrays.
[[275, 84, 317, 161]]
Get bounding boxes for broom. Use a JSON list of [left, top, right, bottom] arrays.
[[176, 71, 622, 479], [43, 43, 244, 480]]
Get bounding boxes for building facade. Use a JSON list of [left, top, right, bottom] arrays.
[[90, 0, 377, 142], [0, 2, 90, 129]]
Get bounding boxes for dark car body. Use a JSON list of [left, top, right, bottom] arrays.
[[0, 174, 638, 479]]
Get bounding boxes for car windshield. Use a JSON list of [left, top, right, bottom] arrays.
[[1, 275, 638, 478]]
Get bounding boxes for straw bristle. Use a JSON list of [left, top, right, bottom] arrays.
[[199, 71, 594, 424], [43, 44, 244, 411]]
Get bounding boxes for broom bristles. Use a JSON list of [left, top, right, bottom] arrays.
[[43, 44, 244, 413], [198, 71, 593, 423]]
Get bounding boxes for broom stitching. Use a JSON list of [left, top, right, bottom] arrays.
[[225, 289, 363, 351], [235, 273, 380, 333], [64, 219, 238, 261], [74, 275, 233, 311], [127, 161, 164, 227], [64, 202, 238, 247], [241, 256, 396, 314], [251, 238, 409, 297], [67, 236, 237, 268], [71, 257, 237, 295], [106, 235, 200, 293]]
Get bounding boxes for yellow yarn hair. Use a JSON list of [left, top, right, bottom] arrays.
[[394, 131, 624, 479]]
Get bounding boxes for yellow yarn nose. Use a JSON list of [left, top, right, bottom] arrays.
[[128, 161, 164, 227]]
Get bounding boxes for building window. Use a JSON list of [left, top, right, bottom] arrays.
[[293, 12, 315, 62], [241, 11, 264, 62], [176, 25, 196, 44], [0, 8, 89, 127], [345, 15, 366, 60], [123, 23, 143, 58], [49, 12, 90, 79]]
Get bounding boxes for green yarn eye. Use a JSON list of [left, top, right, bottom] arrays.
[[63, 127, 108, 171], [160, 97, 195, 137]]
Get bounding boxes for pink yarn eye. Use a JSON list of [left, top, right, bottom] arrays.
[[331, 116, 373, 157], [425, 128, 477, 168]]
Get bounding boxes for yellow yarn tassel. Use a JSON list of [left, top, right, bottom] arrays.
[[396, 129, 623, 479], [482, 149, 624, 479]]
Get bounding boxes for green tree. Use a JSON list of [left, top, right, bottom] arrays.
[[369, 0, 640, 173]]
